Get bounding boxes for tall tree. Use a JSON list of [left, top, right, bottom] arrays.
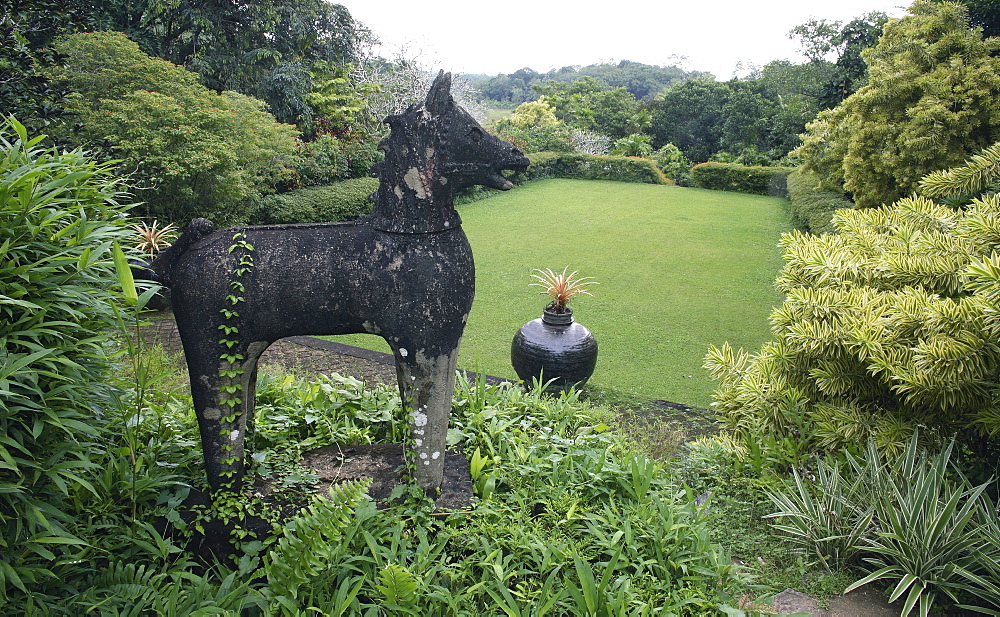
[[648, 78, 730, 162], [0, 0, 93, 132], [86, 0, 362, 128], [533, 77, 647, 139], [821, 12, 889, 107], [46, 31, 299, 223], [937, 0, 1000, 36], [788, 12, 889, 108], [718, 81, 777, 156], [795, 0, 1000, 207]]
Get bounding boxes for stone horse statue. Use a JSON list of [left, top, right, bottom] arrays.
[[153, 71, 528, 494]]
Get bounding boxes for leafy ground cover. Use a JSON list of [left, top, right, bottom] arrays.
[[17, 331, 998, 615], [334, 178, 791, 407], [13, 342, 769, 614]]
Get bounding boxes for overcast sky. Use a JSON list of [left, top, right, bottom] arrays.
[[341, 0, 911, 79]]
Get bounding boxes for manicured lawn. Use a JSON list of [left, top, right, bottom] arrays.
[[333, 178, 791, 407]]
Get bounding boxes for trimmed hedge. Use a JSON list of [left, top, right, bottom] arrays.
[[786, 167, 855, 234], [254, 153, 672, 222], [690, 162, 791, 197], [515, 152, 670, 185], [252, 177, 378, 224]]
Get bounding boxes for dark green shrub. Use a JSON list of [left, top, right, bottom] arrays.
[[786, 168, 855, 234], [652, 143, 693, 186], [690, 162, 790, 197], [45, 32, 299, 226], [0, 118, 133, 602], [252, 177, 378, 224], [516, 152, 669, 185], [286, 132, 382, 189]]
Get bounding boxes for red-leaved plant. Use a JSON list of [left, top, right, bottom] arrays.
[[530, 266, 598, 313]]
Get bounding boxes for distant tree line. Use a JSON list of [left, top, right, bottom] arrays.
[[476, 11, 888, 167], [474, 60, 710, 103]]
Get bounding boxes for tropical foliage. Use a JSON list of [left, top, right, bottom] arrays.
[[768, 434, 1000, 616], [492, 99, 576, 154], [707, 142, 1000, 463], [651, 143, 693, 186], [795, 0, 1000, 207], [45, 32, 300, 224], [10, 1, 1000, 614], [86, 0, 363, 130], [130, 220, 177, 258], [0, 118, 135, 603], [0, 120, 763, 614], [0, 0, 91, 134], [534, 77, 650, 140], [530, 267, 599, 312]]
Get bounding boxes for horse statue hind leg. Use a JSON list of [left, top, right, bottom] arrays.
[[153, 71, 528, 496]]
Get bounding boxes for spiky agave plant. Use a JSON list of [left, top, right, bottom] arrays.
[[530, 266, 598, 313]]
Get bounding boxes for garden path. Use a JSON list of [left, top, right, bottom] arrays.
[[772, 587, 901, 616], [139, 311, 497, 387]]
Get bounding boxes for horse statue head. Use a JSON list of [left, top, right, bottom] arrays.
[[368, 71, 528, 233]]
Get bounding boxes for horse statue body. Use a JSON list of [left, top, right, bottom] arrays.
[[153, 72, 528, 494]]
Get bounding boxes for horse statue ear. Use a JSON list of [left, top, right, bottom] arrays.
[[426, 70, 452, 115]]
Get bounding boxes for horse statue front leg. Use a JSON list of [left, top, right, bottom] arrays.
[[388, 340, 461, 494], [182, 327, 270, 491]]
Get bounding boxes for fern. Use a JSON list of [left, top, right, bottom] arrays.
[[69, 561, 161, 613], [64, 561, 263, 615], [148, 570, 264, 616], [262, 479, 371, 606]]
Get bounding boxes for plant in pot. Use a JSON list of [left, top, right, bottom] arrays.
[[511, 267, 599, 392], [129, 220, 176, 310]]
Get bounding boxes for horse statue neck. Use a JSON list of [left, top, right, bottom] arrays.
[[367, 112, 462, 234]]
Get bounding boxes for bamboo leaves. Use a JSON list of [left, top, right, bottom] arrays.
[[1, 117, 134, 605]]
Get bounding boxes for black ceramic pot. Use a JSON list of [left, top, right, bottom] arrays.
[[511, 307, 598, 392]]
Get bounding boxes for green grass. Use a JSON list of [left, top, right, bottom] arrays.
[[332, 179, 790, 407]]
